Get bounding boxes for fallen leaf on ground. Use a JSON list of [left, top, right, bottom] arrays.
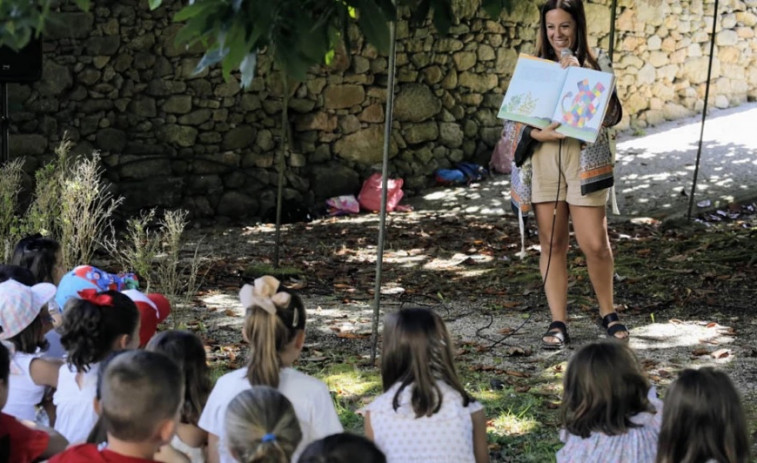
[[505, 370, 531, 378], [691, 348, 710, 356], [711, 349, 730, 359]]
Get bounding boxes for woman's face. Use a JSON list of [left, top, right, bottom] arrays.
[[545, 8, 576, 57]]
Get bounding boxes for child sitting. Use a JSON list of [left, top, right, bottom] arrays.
[[198, 276, 343, 463], [557, 341, 662, 463], [148, 330, 212, 462], [0, 341, 67, 462], [225, 386, 302, 463], [359, 308, 488, 463], [53, 289, 140, 444], [0, 277, 62, 422], [50, 350, 185, 462], [299, 433, 386, 463], [656, 367, 751, 463]]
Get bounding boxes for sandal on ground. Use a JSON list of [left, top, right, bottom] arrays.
[[542, 321, 570, 350], [600, 312, 630, 341]]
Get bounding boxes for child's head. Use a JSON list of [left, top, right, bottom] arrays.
[[561, 341, 655, 438], [0, 341, 9, 409], [299, 433, 387, 463], [60, 289, 140, 372], [224, 386, 302, 463], [146, 330, 211, 426], [656, 367, 750, 463], [239, 276, 306, 388], [99, 350, 184, 445], [11, 234, 63, 284], [0, 279, 57, 354], [381, 307, 471, 417]]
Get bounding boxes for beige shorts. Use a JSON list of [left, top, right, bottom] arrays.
[[531, 138, 609, 206]]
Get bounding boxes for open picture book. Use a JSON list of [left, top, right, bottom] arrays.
[[497, 53, 616, 143]]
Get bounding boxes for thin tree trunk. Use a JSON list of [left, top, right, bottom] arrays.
[[274, 72, 289, 269]]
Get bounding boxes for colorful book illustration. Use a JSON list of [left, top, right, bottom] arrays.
[[497, 53, 616, 143]]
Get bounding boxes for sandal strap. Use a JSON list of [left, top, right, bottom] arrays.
[[543, 321, 570, 345], [601, 312, 620, 328], [547, 321, 568, 333], [607, 323, 629, 337]]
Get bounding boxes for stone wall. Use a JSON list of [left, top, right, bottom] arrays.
[[6, 0, 757, 219]]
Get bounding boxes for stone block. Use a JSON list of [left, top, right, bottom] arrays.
[[309, 162, 360, 200], [223, 126, 256, 150], [162, 125, 198, 147], [394, 84, 441, 122], [163, 95, 193, 114], [334, 126, 398, 164], [403, 122, 438, 144], [119, 157, 171, 179], [96, 128, 127, 153], [323, 84, 365, 109]]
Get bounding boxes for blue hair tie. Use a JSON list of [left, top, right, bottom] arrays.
[[262, 433, 276, 443]]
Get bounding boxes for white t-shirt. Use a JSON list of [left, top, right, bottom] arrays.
[[4, 351, 47, 422], [53, 362, 100, 444], [359, 380, 484, 463], [198, 367, 343, 463]]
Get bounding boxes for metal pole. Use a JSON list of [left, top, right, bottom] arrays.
[[1, 82, 8, 163], [608, 0, 617, 64], [687, 0, 719, 219], [370, 18, 397, 364]]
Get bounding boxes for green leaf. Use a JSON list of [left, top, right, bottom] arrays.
[[148, 0, 164, 10], [430, 0, 453, 35], [354, 0, 391, 53], [174, 2, 218, 22], [222, 18, 248, 80], [73, 0, 91, 11]]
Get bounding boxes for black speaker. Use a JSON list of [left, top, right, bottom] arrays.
[[0, 38, 42, 83]]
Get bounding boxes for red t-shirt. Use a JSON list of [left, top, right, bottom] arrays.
[[0, 412, 50, 463], [49, 444, 156, 463]]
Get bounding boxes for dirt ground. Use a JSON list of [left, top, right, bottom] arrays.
[[175, 185, 757, 461]]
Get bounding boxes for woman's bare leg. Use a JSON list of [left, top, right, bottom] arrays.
[[534, 201, 571, 344], [570, 204, 626, 338]]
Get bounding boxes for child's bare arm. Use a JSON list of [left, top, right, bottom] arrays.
[[363, 411, 374, 440], [20, 419, 67, 459], [206, 433, 221, 463], [472, 409, 490, 463], [154, 444, 190, 463], [176, 422, 208, 448]]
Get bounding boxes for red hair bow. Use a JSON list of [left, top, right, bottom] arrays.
[[78, 288, 114, 307]]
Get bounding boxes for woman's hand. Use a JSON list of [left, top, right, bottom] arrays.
[[532, 122, 565, 142], [559, 53, 580, 68]]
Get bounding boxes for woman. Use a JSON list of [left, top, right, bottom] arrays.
[[511, 0, 624, 349]]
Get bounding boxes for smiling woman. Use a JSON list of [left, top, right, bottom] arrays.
[[508, 0, 624, 350]]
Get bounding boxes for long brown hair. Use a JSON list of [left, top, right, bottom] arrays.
[[537, 0, 599, 70], [242, 279, 306, 388], [656, 368, 750, 463], [381, 307, 473, 418], [561, 341, 655, 438], [146, 330, 212, 426]]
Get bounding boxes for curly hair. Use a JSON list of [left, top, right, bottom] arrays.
[[60, 290, 139, 372], [146, 330, 211, 426]]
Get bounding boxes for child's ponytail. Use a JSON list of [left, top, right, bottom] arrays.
[[225, 386, 302, 463], [239, 276, 306, 388], [60, 290, 139, 372]]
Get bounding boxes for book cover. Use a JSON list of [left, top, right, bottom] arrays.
[[497, 53, 616, 143]]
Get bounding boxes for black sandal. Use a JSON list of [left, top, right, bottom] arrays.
[[600, 312, 629, 341], [542, 321, 570, 350]]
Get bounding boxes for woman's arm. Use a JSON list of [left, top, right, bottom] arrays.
[[472, 409, 490, 463]]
